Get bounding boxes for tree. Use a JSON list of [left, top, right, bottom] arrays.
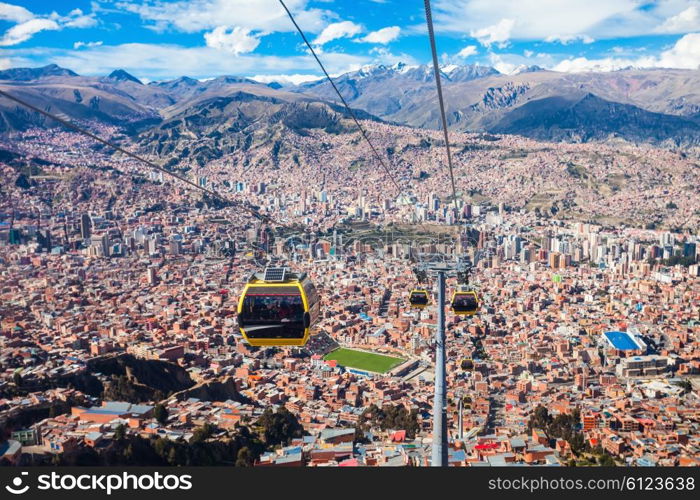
[[154, 404, 168, 425], [153, 437, 167, 458], [527, 405, 551, 432], [124, 444, 135, 462], [353, 423, 371, 445], [113, 424, 126, 442], [256, 407, 304, 447], [569, 432, 587, 456], [235, 447, 253, 467], [48, 405, 59, 418], [673, 379, 693, 394], [359, 404, 420, 439], [661, 255, 697, 267], [15, 174, 31, 190], [191, 423, 216, 443], [598, 453, 616, 466], [167, 447, 178, 466]]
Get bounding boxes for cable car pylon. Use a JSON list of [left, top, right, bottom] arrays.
[[414, 256, 472, 466]]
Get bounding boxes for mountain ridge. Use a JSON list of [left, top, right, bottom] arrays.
[[107, 69, 143, 85], [0, 64, 79, 81], [2, 64, 700, 148]]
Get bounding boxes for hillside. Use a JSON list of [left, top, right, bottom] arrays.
[[490, 92, 700, 147], [292, 63, 700, 146], [137, 84, 380, 165]]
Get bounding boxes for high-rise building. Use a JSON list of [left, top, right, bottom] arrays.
[[80, 213, 92, 239], [549, 252, 560, 269], [147, 237, 158, 256], [8, 228, 22, 245], [683, 242, 697, 259], [147, 268, 157, 285], [169, 239, 182, 256], [37, 230, 52, 251]]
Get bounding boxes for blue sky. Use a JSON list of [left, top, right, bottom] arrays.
[[1, 0, 700, 82]]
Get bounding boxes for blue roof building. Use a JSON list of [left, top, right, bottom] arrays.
[[603, 330, 646, 351]]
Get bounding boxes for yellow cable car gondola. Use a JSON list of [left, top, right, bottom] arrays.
[[460, 358, 474, 371], [409, 288, 430, 309], [451, 287, 480, 316], [237, 267, 319, 346]]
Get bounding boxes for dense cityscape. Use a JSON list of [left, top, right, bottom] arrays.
[[1, 118, 698, 467]]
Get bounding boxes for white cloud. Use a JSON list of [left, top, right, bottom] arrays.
[[545, 34, 595, 44], [1, 37, 420, 82], [552, 32, 700, 72], [116, 0, 328, 34], [251, 73, 322, 85], [367, 46, 418, 67], [61, 9, 98, 29], [204, 26, 261, 54], [553, 56, 642, 72], [471, 18, 514, 47], [656, 5, 700, 33], [0, 18, 59, 47], [0, 4, 97, 48], [15, 42, 370, 81], [0, 2, 33, 23], [488, 53, 519, 74], [313, 20, 362, 46], [0, 57, 11, 70], [359, 26, 400, 44], [73, 40, 103, 49], [656, 31, 700, 68], [456, 45, 478, 58], [431, 0, 670, 40]]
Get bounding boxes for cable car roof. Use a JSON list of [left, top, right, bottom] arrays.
[[248, 267, 307, 283]]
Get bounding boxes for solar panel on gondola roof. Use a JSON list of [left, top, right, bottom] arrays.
[[264, 267, 286, 282]]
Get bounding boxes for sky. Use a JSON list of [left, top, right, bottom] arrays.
[[0, 0, 700, 83]]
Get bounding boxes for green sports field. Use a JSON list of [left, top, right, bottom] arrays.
[[323, 348, 405, 373]]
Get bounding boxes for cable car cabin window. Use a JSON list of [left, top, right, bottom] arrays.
[[410, 291, 429, 306], [240, 294, 305, 339], [453, 293, 478, 312]]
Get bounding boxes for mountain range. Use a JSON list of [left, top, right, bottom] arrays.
[[291, 62, 700, 147], [2, 63, 700, 151]]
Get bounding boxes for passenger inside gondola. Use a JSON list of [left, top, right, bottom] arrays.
[[240, 294, 305, 338], [452, 293, 478, 314], [409, 290, 429, 307]]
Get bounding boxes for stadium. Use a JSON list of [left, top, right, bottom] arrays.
[[323, 348, 406, 374]]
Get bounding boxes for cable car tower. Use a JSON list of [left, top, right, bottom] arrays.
[[413, 255, 472, 467]]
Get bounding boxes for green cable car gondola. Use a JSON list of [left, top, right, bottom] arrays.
[[451, 287, 480, 316], [237, 267, 319, 346], [409, 288, 430, 309]]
